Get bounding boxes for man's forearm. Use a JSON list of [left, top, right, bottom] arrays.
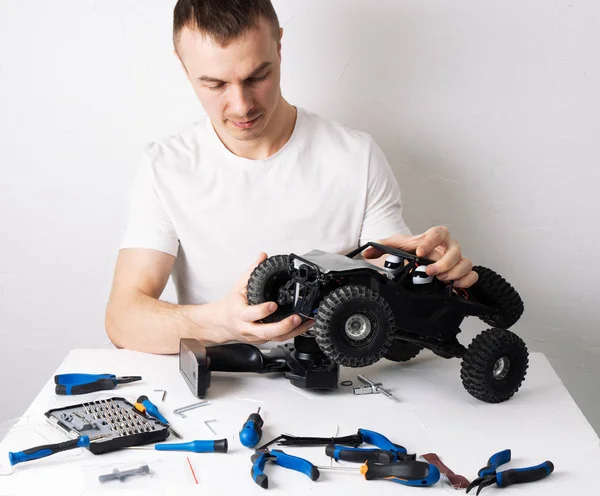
[[105, 290, 222, 354]]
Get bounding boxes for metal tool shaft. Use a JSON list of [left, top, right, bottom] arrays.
[[173, 401, 209, 414], [356, 374, 393, 398]]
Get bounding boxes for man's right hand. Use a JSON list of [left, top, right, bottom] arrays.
[[209, 253, 312, 345]]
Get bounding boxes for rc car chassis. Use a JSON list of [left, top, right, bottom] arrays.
[[245, 242, 528, 403]]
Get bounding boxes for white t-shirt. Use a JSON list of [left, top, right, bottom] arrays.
[[120, 107, 411, 305]]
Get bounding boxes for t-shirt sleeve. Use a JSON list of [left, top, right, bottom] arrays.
[[119, 145, 180, 257], [359, 136, 412, 245]]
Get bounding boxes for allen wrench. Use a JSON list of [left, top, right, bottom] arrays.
[[173, 401, 209, 418]]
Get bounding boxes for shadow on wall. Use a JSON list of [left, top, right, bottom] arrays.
[[284, 2, 599, 433]]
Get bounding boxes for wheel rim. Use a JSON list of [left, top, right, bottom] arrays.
[[344, 314, 372, 341], [493, 356, 510, 380], [264, 273, 289, 301]]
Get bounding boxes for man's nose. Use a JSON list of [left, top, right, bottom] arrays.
[[228, 84, 254, 118]]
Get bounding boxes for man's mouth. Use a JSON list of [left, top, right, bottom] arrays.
[[230, 114, 261, 129]]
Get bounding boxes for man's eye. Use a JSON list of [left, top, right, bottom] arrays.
[[207, 83, 225, 91], [249, 73, 269, 83]]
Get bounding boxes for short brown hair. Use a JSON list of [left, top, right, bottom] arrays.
[[173, 0, 280, 50]]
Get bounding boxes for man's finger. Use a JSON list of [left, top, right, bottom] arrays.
[[362, 246, 384, 259], [270, 320, 313, 343], [415, 226, 449, 258], [435, 257, 472, 282], [235, 252, 268, 292], [240, 301, 278, 323], [258, 314, 305, 341], [452, 270, 479, 289], [362, 234, 416, 259], [426, 239, 461, 276]]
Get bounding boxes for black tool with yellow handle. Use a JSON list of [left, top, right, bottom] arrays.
[[360, 460, 440, 486]]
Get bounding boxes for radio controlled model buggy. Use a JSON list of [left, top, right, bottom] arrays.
[[244, 242, 527, 403]]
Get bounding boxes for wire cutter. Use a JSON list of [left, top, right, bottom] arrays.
[[324, 428, 414, 464], [251, 449, 320, 489], [259, 428, 412, 464], [466, 449, 554, 495], [54, 373, 142, 395]]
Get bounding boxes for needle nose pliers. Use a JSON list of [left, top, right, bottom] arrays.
[[466, 449, 554, 495], [54, 373, 142, 395]]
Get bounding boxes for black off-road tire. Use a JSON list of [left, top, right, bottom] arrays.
[[461, 328, 529, 403], [247, 255, 294, 323], [314, 285, 396, 367], [384, 340, 423, 362], [470, 266, 524, 329]]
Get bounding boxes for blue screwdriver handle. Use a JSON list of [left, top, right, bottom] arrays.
[[479, 449, 512, 477], [271, 449, 320, 481], [155, 439, 228, 453], [9, 436, 90, 466], [138, 396, 169, 424], [239, 410, 263, 448], [240, 421, 261, 448], [359, 429, 407, 455], [497, 461, 554, 488]]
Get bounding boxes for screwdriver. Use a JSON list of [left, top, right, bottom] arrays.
[[9, 434, 109, 466], [319, 459, 441, 487], [127, 439, 228, 453], [135, 395, 183, 439], [239, 407, 263, 448]]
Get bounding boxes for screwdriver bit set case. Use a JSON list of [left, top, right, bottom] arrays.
[[44, 397, 170, 454]]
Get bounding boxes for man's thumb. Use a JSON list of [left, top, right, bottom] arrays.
[[236, 252, 268, 291], [254, 252, 268, 266]]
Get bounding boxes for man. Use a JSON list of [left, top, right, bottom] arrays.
[[105, 0, 477, 354]]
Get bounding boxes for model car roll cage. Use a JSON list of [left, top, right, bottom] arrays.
[[279, 242, 439, 318], [287, 242, 434, 285]]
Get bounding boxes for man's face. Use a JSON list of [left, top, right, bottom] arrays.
[[177, 19, 283, 142]]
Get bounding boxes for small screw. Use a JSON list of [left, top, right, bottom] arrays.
[[154, 389, 167, 402]]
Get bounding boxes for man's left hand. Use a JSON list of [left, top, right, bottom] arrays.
[[362, 226, 478, 288]]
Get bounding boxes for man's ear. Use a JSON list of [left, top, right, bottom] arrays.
[[277, 27, 283, 59], [173, 48, 189, 78]]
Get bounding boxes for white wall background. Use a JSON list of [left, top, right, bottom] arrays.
[[1, 1, 598, 433]]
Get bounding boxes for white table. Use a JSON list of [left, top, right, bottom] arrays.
[[0, 348, 598, 495]]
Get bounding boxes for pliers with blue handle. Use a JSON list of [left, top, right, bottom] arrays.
[[466, 449, 554, 495], [251, 449, 319, 489], [326, 444, 399, 463], [54, 373, 142, 395], [325, 428, 414, 463]]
